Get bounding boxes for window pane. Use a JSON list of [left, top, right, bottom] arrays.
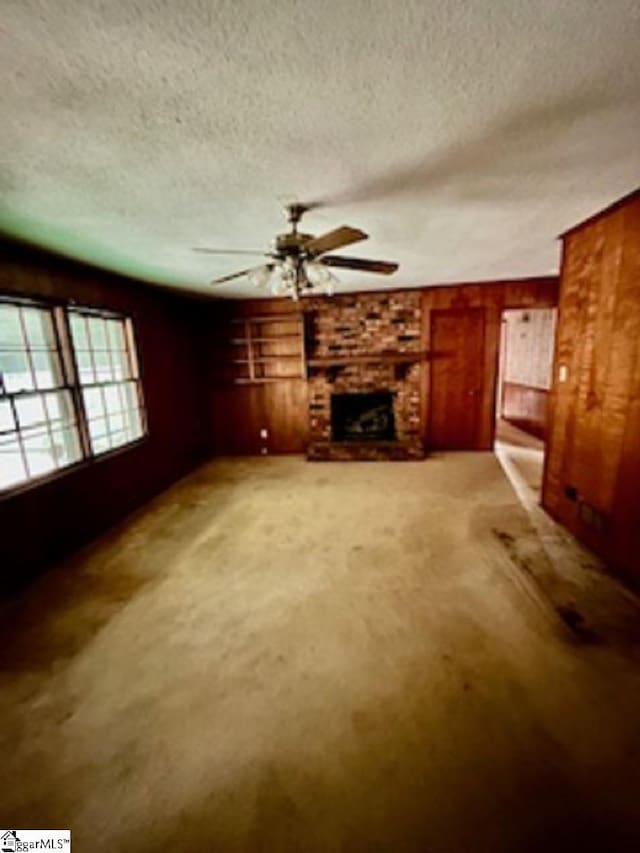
[[88, 416, 108, 439], [22, 307, 55, 348], [43, 390, 75, 426], [69, 314, 88, 349], [1, 349, 34, 392], [32, 349, 63, 390], [0, 434, 27, 488], [91, 434, 111, 455], [124, 407, 143, 439], [105, 319, 126, 351], [94, 349, 113, 382], [104, 385, 121, 413], [15, 395, 46, 428], [83, 387, 104, 418], [132, 407, 143, 437], [75, 349, 94, 384], [108, 412, 125, 433], [110, 348, 130, 380], [51, 427, 81, 466], [122, 381, 139, 411], [88, 317, 107, 349], [23, 427, 56, 477], [0, 304, 24, 349], [110, 431, 130, 450], [0, 399, 14, 432]]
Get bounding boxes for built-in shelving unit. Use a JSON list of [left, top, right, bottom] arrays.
[[226, 313, 306, 384]]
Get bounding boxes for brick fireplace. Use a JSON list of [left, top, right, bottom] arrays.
[[306, 291, 424, 460]]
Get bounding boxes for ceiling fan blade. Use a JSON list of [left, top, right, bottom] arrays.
[[320, 255, 399, 275], [305, 226, 368, 257], [209, 265, 267, 286], [194, 247, 267, 256]]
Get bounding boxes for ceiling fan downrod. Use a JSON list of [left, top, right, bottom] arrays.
[[285, 202, 310, 234]]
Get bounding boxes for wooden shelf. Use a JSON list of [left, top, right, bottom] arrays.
[[233, 355, 303, 364], [231, 314, 303, 324], [230, 334, 301, 344], [233, 377, 303, 385]]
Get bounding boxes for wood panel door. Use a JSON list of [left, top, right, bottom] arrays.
[[429, 307, 485, 449]]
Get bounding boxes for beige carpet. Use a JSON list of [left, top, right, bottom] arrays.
[[495, 419, 545, 497], [1, 454, 640, 852]]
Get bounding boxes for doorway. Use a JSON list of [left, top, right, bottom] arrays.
[[494, 307, 557, 503]]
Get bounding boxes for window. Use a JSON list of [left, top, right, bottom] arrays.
[[0, 302, 82, 490], [0, 298, 145, 493], [69, 311, 145, 455]]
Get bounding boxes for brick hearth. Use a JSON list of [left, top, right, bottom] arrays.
[[306, 291, 424, 461]]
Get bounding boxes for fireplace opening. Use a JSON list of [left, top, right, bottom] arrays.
[[331, 391, 396, 442]]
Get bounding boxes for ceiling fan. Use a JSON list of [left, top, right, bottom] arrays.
[[193, 203, 398, 300]]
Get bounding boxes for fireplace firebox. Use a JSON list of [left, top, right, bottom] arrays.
[[331, 391, 396, 442]]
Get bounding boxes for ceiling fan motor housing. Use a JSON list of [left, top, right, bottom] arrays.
[[273, 231, 313, 256]]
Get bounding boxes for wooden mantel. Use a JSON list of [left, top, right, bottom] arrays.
[[306, 352, 426, 368]]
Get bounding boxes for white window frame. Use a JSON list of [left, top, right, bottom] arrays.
[[67, 306, 147, 458], [0, 295, 147, 496]]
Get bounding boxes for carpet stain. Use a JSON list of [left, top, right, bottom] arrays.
[[1, 456, 640, 852]]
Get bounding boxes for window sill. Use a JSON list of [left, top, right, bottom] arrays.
[[0, 433, 149, 502]]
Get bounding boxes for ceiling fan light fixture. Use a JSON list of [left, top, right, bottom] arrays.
[[270, 274, 287, 296], [273, 261, 300, 300], [260, 258, 342, 299], [304, 260, 328, 286], [268, 261, 296, 296], [305, 261, 339, 296], [247, 265, 273, 290], [323, 268, 338, 297]]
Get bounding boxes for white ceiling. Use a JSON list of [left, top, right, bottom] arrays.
[[2, 0, 639, 298]]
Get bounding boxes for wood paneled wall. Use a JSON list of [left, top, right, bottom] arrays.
[[206, 279, 558, 454], [501, 383, 549, 440], [542, 189, 640, 587], [207, 299, 308, 454], [0, 242, 209, 590], [421, 278, 559, 449]]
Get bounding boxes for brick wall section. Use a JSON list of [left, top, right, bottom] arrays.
[[306, 291, 424, 460]]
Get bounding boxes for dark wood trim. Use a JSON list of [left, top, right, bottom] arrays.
[[413, 275, 558, 295], [307, 353, 425, 367], [231, 313, 303, 323], [501, 379, 551, 393], [541, 237, 568, 510]]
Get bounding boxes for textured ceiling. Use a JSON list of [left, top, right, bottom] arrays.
[[2, 0, 639, 298]]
